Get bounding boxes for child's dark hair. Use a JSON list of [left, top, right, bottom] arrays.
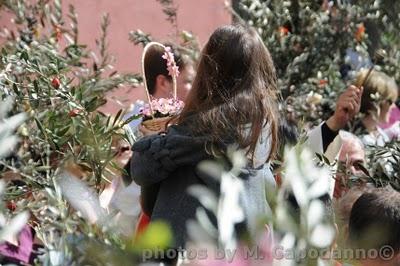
[[144, 43, 188, 95], [349, 186, 400, 252]]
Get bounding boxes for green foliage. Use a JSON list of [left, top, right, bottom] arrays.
[[1, 0, 398, 264], [365, 140, 400, 190], [0, 99, 30, 247], [236, 0, 400, 126], [0, 0, 141, 263], [235, 0, 400, 198]]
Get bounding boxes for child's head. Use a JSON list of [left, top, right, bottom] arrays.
[[179, 24, 279, 162], [348, 186, 400, 265], [357, 69, 398, 123], [144, 43, 194, 100]]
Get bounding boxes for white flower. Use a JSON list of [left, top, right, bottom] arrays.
[[218, 172, 245, 250]]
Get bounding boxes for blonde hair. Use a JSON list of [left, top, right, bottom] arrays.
[[356, 69, 398, 114]]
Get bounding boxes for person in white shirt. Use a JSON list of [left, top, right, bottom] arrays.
[[306, 84, 363, 197]]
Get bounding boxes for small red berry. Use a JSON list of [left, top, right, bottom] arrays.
[[55, 27, 62, 42], [68, 109, 80, 117], [355, 23, 365, 42], [278, 26, 289, 37], [7, 201, 16, 211], [319, 79, 328, 87], [51, 77, 61, 88]]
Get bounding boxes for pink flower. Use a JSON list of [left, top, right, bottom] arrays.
[[139, 106, 152, 117], [162, 46, 180, 78], [140, 97, 184, 118]]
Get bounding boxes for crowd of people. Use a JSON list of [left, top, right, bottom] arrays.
[[116, 24, 400, 266], [2, 22, 398, 265]]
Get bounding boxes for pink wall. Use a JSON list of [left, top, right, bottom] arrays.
[[0, 0, 231, 114], [62, 0, 231, 113]]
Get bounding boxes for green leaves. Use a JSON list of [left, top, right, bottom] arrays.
[[19, 50, 29, 60], [0, 1, 141, 263], [238, 0, 400, 126], [112, 109, 123, 127], [365, 140, 400, 191], [85, 97, 106, 112], [123, 113, 142, 127], [34, 117, 47, 138]]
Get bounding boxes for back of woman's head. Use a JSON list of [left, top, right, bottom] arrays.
[[179, 24, 279, 163], [357, 69, 398, 114]]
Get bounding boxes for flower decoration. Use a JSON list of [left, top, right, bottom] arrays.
[[355, 23, 365, 42], [141, 42, 184, 121], [278, 26, 289, 37], [162, 46, 180, 78], [140, 98, 184, 121], [318, 79, 328, 87]]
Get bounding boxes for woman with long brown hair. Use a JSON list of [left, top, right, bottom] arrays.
[[130, 24, 279, 263]]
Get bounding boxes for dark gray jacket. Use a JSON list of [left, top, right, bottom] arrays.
[[130, 124, 274, 248]]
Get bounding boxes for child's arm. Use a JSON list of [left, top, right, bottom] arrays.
[[130, 130, 209, 187]]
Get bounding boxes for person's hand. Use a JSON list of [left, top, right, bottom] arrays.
[[114, 148, 132, 168], [326, 85, 363, 131], [139, 124, 162, 137], [112, 139, 132, 168]]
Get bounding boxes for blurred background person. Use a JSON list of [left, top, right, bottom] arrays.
[[379, 84, 400, 129], [352, 69, 399, 145]]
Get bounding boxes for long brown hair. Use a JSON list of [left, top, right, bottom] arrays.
[[178, 24, 279, 163]]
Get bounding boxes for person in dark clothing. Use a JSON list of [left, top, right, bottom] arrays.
[[119, 44, 195, 240], [130, 24, 280, 263]]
